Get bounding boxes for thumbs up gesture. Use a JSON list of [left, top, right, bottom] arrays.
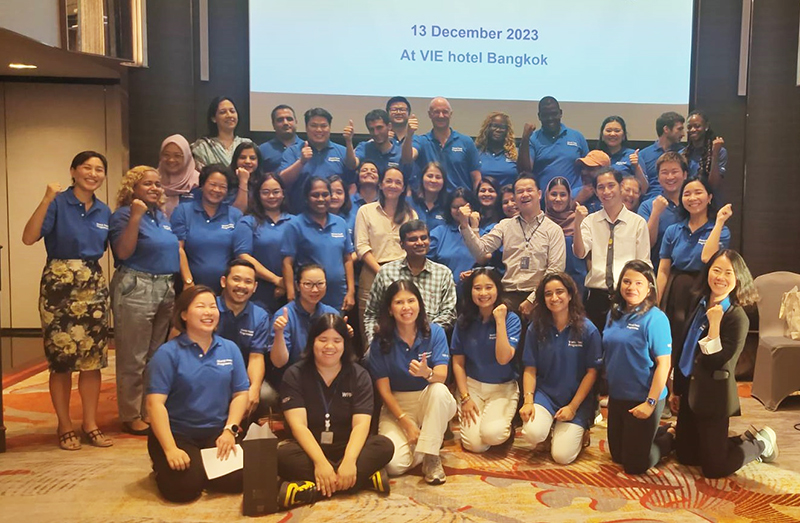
[[408, 114, 418, 135], [300, 141, 313, 164], [409, 351, 431, 378], [629, 149, 640, 167], [343, 119, 355, 143], [273, 308, 289, 333]]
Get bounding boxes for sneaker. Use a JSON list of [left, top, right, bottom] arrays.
[[278, 480, 318, 509], [753, 426, 779, 463], [366, 468, 390, 495], [422, 454, 446, 485], [599, 397, 609, 408]]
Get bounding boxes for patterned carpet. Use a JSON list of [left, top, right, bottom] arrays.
[[3, 356, 800, 523]]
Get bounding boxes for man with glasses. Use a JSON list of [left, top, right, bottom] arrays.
[[279, 107, 357, 213], [259, 104, 304, 173], [362, 220, 457, 348]]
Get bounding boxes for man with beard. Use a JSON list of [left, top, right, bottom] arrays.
[[259, 104, 304, 173]]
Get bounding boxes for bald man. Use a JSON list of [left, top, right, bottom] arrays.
[[413, 97, 481, 191]]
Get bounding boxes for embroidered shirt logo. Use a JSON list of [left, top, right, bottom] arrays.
[[221, 223, 235, 230], [216, 359, 233, 366], [239, 329, 254, 337], [96, 222, 109, 230]]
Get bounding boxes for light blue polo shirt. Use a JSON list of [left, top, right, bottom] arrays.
[[279, 141, 351, 213], [602, 306, 672, 402], [638, 194, 681, 270], [522, 317, 602, 428], [147, 333, 250, 439], [528, 124, 589, 194], [638, 141, 683, 200], [260, 135, 304, 174], [216, 296, 271, 359], [479, 150, 518, 187], [110, 206, 180, 275], [41, 188, 111, 261], [450, 312, 521, 384], [367, 323, 450, 392], [233, 213, 294, 312], [660, 220, 730, 272], [416, 129, 481, 191], [280, 213, 354, 311], [171, 200, 242, 293]]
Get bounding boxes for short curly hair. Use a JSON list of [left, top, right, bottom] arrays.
[[116, 165, 166, 209]]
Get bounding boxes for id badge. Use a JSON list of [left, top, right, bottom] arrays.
[[520, 256, 531, 270], [320, 431, 334, 445]]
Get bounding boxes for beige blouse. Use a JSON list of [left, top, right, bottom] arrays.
[[354, 201, 417, 263]]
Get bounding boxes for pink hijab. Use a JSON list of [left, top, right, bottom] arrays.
[[158, 134, 199, 216]]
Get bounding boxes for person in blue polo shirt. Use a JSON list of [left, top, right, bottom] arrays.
[[520, 272, 601, 464], [146, 285, 249, 503], [216, 260, 271, 416], [110, 166, 181, 437], [233, 172, 292, 314], [603, 260, 673, 474], [172, 164, 242, 294], [682, 110, 727, 194], [368, 280, 456, 485], [226, 141, 264, 212], [259, 104, 304, 174], [595, 116, 650, 194], [518, 97, 589, 193], [451, 268, 521, 453], [351, 161, 380, 214], [23, 151, 113, 451], [475, 112, 519, 187], [282, 177, 355, 312], [638, 152, 688, 270], [572, 150, 610, 214], [267, 264, 339, 397], [352, 109, 409, 174], [279, 107, 356, 213], [429, 187, 487, 287], [637, 112, 685, 200], [410, 161, 449, 232], [329, 175, 356, 239], [413, 97, 481, 192]]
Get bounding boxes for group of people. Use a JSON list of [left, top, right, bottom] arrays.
[[22, 93, 777, 509]]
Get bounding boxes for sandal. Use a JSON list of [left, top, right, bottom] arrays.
[[82, 427, 113, 448], [58, 430, 82, 451]]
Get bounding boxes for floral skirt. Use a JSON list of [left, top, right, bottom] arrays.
[[39, 259, 109, 373]]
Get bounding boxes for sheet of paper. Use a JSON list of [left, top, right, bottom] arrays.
[[200, 444, 244, 480]]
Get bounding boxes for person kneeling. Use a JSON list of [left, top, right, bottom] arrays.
[[146, 285, 249, 503]]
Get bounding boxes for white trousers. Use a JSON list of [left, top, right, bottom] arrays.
[[521, 404, 586, 464], [378, 383, 457, 476], [458, 378, 519, 453]]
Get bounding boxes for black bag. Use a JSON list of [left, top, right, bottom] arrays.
[[242, 423, 279, 516]]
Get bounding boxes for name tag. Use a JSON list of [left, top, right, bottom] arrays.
[[96, 222, 109, 230], [567, 141, 578, 147], [239, 329, 254, 337], [626, 323, 640, 331], [216, 358, 233, 366], [451, 147, 464, 153], [331, 232, 345, 238], [221, 223, 235, 230]]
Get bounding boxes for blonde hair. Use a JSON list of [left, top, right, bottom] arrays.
[[475, 112, 518, 161], [116, 165, 166, 209]]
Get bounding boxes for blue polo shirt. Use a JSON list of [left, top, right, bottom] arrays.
[[259, 135, 304, 174], [147, 333, 250, 439], [41, 188, 111, 260], [479, 150, 518, 187], [265, 300, 339, 386], [660, 220, 730, 272], [522, 318, 602, 428], [109, 206, 180, 275], [602, 306, 672, 402], [216, 296, 271, 359], [279, 141, 351, 213], [351, 192, 375, 215], [355, 140, 405, 174], [171, 200, 242, 293], [564, 235, 587, 296], [528, 125, 589, 194], [428, 223, 476, 283], [583, 194, 603, 214], [280, 213, 354, 311], [233, 213, 293, 312], [609, 147, 636, 178], [638, 141, 683, 200], [416, 129, 481, 191], [683, 145, 728, 180], [410, 199, 447, 233], [367, 323, 450, 392], [638, 195, 681, 270], [451, 313, 521, 384]]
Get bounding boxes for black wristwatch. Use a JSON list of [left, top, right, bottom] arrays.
[[224, 424, 240, 438], [646, 397, 657, 407]]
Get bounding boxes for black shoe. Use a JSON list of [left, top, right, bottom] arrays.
[[121, 421, 150, 436], [278, 480, 318, 509], [366, 468, 390, 495]]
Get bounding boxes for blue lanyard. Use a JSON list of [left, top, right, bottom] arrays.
[[316, 377, 339, 432]]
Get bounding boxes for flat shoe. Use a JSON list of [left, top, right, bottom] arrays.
[[58, 430, 82, 451], [82, 427, 113, 447], [122, 421, 150, 436]]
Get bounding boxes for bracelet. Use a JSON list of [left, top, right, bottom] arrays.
[[397, 413, 407, 422], [238, 186, 248, 192], [460, 393, 471, 405], [426, 368, 434, 381], [524, 392, 534, 397]]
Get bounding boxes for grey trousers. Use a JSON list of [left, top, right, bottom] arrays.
[[111, 267, 174, 423]]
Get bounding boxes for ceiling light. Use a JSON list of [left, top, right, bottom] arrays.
[[8, 63, 37, 69]]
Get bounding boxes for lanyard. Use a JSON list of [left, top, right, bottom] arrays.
[[518, 214, 543, 247], [316, 378, 339, 433]]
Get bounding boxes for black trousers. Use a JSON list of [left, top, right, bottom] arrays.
[[147, 431, 243, 503], [674, 395, 764, 478], [277, 435, 394, 492], [584, 288, 611, 334], [607, 398, 671, 474]]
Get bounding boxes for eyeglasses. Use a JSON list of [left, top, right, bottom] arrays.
[[206, 182, 228, 191], [300, 281, 327, 290], [389, 106, 409, 114], [259, 189, 283, 197]]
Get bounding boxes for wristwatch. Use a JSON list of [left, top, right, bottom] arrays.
[[184, 278, 194, 285], [224, 424, 240, 438], [646, 397, 657, 407]]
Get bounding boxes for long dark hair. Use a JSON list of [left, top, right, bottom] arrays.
[[682, 110, 717, 182], [677, 177, 716, 221], [376, 280, 430, 354], [229, 141, 264, 184], [608, 260, 659, 324], [477, 176, 503, 227], [696, 249, 759, 308], [413, 161, 449, 211], [596, 115, 629, 154], [378, 167, 414, 224], [531, 272, 585, 341], [301, 313, 356, 365], [246, 171, 288, 223], [328, 175, 353, 217], [443, 187, 479, 226], [172, 285, 217, 332], [457, 268, 507, 330], [206, 96, 237, 137]]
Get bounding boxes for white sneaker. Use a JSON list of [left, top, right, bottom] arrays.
[[754, 426, 778, 463], [422, 454, 446, 485]]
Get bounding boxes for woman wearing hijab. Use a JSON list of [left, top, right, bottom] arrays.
[[158, 135, 199, 217], [544, 177, 587, 296]]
